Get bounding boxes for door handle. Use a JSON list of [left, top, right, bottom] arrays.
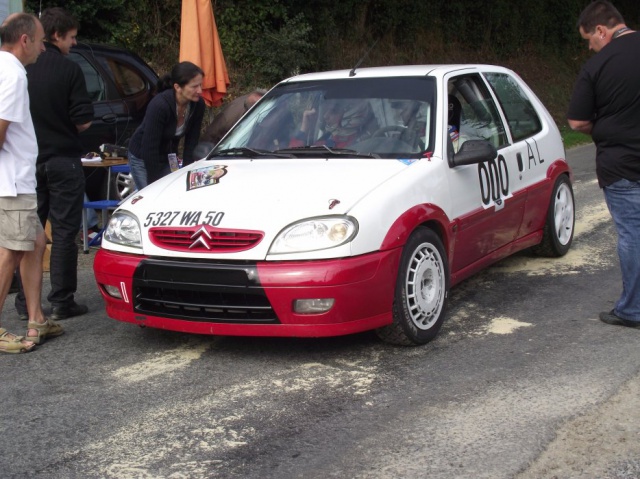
[[516, 152, 523, 172], [101, 113, 118, 124]]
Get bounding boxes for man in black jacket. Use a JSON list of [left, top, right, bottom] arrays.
[[20, 7, 94, 320]]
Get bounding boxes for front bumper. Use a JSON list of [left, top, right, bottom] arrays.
[[93, 248, 401, 337]]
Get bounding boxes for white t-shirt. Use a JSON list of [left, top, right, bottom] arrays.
[[0, 51, 38, 197]]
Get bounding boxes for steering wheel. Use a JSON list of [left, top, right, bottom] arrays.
[[372, 125, 408, 137]]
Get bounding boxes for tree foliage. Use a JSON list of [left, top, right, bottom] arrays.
[[214, 1, 314, 91], [24, 0, 640, 107], [25, 0, 181, 73]]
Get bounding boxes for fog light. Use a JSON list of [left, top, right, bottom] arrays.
[[103, 284, 122, 299], [293, 298, 335, 314]]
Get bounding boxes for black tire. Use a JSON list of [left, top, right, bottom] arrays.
[[533, 174, 575, 257], [376, 227, 449, 346]]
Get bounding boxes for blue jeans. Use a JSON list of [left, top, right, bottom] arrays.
[[603, 178, 640, 321], [128, 151, 148, 190]]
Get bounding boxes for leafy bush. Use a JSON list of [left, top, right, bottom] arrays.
[[216, 2, 313, 89], [24, 0, 640, 126]]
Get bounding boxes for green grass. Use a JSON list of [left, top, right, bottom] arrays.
[[560, 125, 593, 149]]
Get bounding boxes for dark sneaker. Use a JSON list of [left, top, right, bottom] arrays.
[[17, 311, 29, 321], [51, 302, 89, 320], [8, 274, 20, 294], [599, 310, 640, 328]]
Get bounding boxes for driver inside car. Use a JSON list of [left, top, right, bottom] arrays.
[[290, 99, 376, 149], [388, 100, 428, 150]]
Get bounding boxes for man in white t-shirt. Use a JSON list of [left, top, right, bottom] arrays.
[[0, 13, 63, 353]]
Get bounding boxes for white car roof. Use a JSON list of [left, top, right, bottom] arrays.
[[280, 64, 516, 83]]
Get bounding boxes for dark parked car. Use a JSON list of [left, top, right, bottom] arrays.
[[68, 42, 158, 200]]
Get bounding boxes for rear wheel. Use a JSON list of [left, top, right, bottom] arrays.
[[533, 175, 574, 257], [376, 227, 449, 346]]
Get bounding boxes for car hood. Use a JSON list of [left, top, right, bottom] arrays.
[[118, 157, 413, 259]]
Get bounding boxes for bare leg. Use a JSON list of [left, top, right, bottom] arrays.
[[0, 246, 33, 349], [20, 230, 48, 337], [0, 246, 22, 313]]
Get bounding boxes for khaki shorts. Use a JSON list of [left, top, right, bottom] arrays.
[[0, 195, 44, 251]]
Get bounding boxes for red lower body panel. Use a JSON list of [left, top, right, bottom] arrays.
[[93, 248, 401, 337]]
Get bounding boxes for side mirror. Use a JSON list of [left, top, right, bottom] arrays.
[[193, 141, 216, 160], [448, 140, 498, 167]]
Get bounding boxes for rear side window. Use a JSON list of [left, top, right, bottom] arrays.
[[68, 52, 105, 101], [105, 59, 146, 97], [485, 73, 542, 142]]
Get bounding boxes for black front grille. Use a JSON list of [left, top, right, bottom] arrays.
[[132, 258, 278, 323]]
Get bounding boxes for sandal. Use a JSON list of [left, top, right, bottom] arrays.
[[0, 328, 36, 354], [26, 318, 64, 345]]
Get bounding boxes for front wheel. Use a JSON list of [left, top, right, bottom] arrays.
[[533, 175, 575, 257], [101, 170, 136, 201], [376, 227, 449, 346]]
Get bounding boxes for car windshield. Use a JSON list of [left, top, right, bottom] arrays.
[[215, 77, 436, 159]]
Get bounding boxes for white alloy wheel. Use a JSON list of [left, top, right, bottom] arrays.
[[405, 241, 446, 330], [554, 181, 574, 246], [376, 227, 449, 346]]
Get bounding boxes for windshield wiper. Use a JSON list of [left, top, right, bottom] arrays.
[[275, 145, 380, 159], [207, 147, 293, 159]]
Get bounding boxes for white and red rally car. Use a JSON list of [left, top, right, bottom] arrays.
[[93, 65, 574, 345]]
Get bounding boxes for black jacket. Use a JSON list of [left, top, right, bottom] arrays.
[[128, 88, 205, 183], [26, 43, 94, 163]]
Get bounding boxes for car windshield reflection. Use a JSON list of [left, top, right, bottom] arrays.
[[215, 77, 436, 159]]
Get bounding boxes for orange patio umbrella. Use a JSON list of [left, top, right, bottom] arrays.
[[179, 0, 230, 107]]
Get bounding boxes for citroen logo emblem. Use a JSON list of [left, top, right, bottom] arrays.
[[189, 226, 212, 250]]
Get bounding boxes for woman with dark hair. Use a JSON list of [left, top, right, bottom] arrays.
[[128, 61, 205, 188]]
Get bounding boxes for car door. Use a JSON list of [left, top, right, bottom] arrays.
[[69, 47, 156, 152], [68, 50, 111, 152], [97, 51, 156, 137], [482, 71, 553, 240], [444, 72, 525, 273]]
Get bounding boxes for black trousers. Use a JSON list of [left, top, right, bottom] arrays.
[[16, 157, 85, 310]]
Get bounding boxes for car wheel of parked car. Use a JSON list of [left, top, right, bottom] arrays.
[[101, 171, 136, 201], [533, 174, 575, 257], [376, 227, 449, 346], [114, 171, 136, 200]]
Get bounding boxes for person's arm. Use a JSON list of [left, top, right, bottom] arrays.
[[567, 68, 595, 137], [68, 62, 94, 133], [76, 121, 92, 133], [0, 119, 9, 150], [140, 95, 172, 183], [288, 108, 317, 147], [0, 74, 21, 151], [181, 99, 206, 166], [567, 119, 593, 135]]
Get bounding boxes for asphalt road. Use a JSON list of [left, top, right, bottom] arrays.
[[3, 143, 640, 479]]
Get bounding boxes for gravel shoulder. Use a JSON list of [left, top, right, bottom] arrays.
[[517, 373, 640, 479]]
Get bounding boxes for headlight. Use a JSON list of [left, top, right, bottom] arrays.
[[269, 216, 358, 254], [103, 211, 142, 248]]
